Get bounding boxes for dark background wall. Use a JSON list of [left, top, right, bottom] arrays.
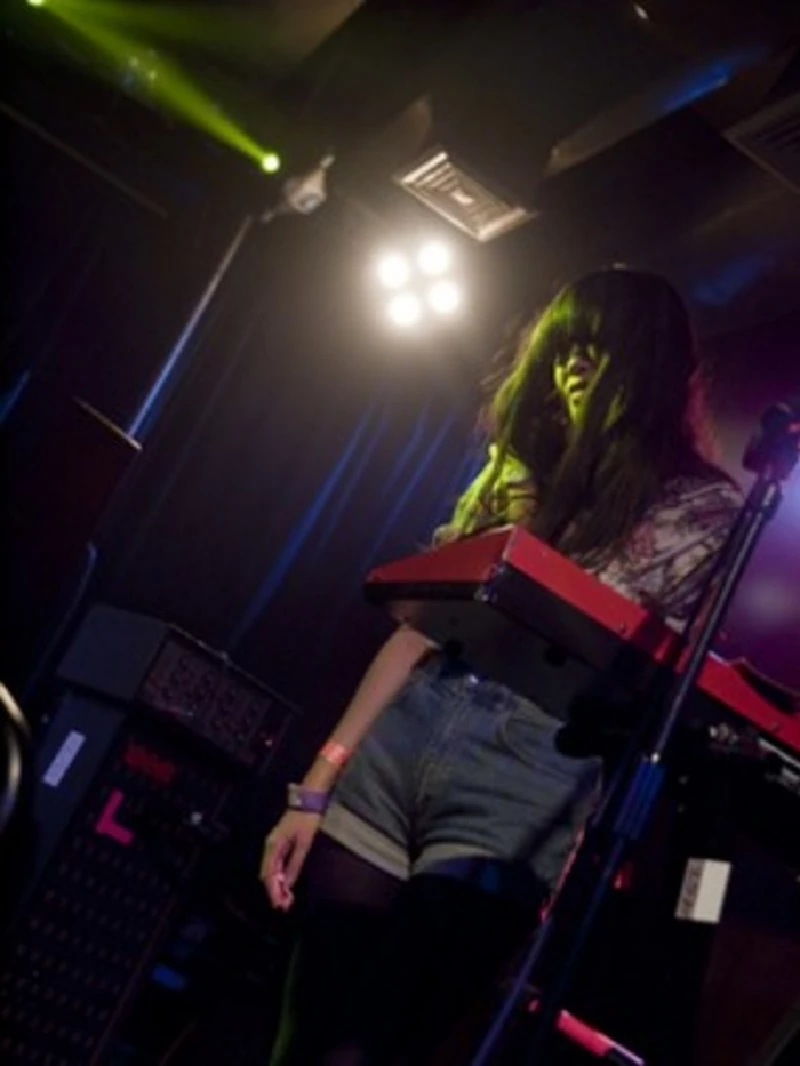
[[3, 98, 486, 743]]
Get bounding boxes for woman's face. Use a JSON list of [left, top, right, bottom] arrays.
[[553, 343, 607, 423]]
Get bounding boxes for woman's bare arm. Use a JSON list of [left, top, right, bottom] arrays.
[[301, 625, 436, 791]]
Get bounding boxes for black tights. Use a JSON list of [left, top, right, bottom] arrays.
[[268, 835, 540, 1066]]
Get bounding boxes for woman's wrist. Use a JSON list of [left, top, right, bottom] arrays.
[[300, 739, 353, 792]]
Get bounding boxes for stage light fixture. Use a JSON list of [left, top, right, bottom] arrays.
[[417, 240, 451, 276], [427, 279, 461, 315], [260, 152, 282, 174], [372, 237, 465, 330], [387, 293, 422, 328], [376, 253, 411, 289]]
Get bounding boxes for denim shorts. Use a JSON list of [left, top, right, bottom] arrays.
[[322, 657, 602, 895]]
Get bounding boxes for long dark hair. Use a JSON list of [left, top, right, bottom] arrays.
[[444, 268, 722, 557]]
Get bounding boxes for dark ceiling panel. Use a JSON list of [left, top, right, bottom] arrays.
[[7, 0, 800, 331]]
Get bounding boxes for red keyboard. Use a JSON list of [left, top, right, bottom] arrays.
[[365, 526, 800, 760]]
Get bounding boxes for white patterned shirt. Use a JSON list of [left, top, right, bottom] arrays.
[[586, 476, 742, 629]]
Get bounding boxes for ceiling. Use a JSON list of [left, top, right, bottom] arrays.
[[265, 0, 800, 339], [6, 0, 800, 338]]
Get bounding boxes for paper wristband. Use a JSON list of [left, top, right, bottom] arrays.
[[287, 784, 329, 814], [319, 740, 350, 768]]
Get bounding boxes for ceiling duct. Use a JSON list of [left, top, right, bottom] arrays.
[[726, 89, 800, 193], [395, 146, 534, 242], [393, 0, 775, 236]]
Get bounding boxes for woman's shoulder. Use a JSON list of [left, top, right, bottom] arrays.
[[659, 465, 743, 513]]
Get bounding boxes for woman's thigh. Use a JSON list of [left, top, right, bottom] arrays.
[[270, 840, 538, 1066], [268, 835, 404, 1066], [368, 866, 540, 1065]]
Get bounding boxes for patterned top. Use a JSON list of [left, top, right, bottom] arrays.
[[585, 475, 742, 630], [437, 450, 743, 632]]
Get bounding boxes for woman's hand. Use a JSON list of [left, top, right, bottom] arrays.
[[260, 809, 323, 911]]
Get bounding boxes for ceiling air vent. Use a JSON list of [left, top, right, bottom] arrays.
[[726, 90, 800, 194], [394, 147, 534, 242]]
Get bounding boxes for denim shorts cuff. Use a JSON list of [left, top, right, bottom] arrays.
[[321, 803, 410, 881], [411, 843, 496, 876]]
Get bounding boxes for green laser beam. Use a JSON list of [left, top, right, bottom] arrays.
[[28, 1, 294, 64], [30, 0, 280, 170]]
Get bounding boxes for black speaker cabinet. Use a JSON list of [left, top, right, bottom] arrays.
[[1, 608, 298, 1064]]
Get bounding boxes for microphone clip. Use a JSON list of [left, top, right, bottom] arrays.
[[742, 397, 800, 482]]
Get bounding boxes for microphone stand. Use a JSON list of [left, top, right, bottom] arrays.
[[470, 401, 800, 1065]]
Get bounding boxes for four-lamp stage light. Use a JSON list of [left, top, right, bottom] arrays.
[[374, 240, 463, 330]]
